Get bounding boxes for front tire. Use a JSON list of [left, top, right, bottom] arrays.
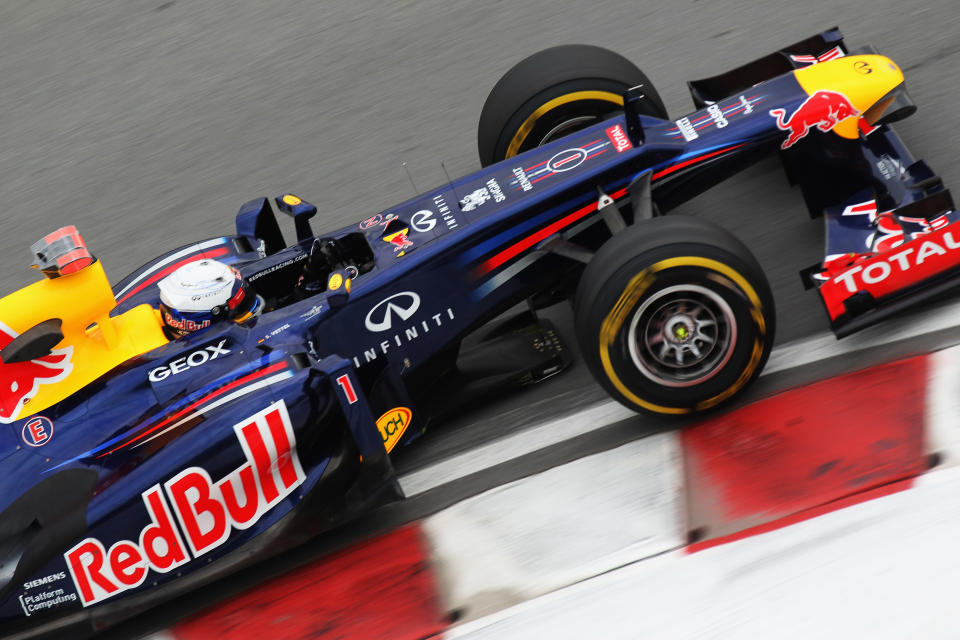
[[477, 44, 668, 166], [575, 217, 775, 415]]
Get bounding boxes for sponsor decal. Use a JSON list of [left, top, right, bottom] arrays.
[[148, 340, 231, 383], [354, 298, 455, 368], [854, 60, 872, 74], [22, 415, 53, 447], [459, 187, 492, 212], [376, 407, 412, 453], [410, 210, 437, 233], [485, 178, 506, 203], [509, 140, 611, 190], [512, 166, 533, 191], [814, 200, 953, 283], [769, 90, 859, 150], [675, 117, 699, 141], [832, 228, 960, 294], [247, 253, 308, 282], [365, 292, 421, 332], [23, 572, 67, 591], [19, 572, 75, 615], [432, 194, 458, 230], [605, 124, 633, 152], [328, 273, 344, 290], [383, 228, 413, 254], [707, 103, 728, 128], [65, 401, 304, 607], [0, 321, 73, 424], [876, 154, 904, 181], [546, 148, 588, 173], [19, 588, 77, 616], [163, 312, 210, 334], [666, 97, 761, 140], [281, 194, 302, 206], [359, 212, 398, 231], [300, 305, 323, 320]]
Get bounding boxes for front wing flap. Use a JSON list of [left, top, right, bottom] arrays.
[[687, 27, 846, 108], [816, 190, 960, 337]]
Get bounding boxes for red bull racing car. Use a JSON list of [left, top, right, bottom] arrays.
[[1, 26, 953, 637]]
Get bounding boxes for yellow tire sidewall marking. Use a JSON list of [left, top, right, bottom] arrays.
[[598, 256, 767, 415], [505, 91, 624, 159]]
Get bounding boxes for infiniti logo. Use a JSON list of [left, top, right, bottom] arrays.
[[353, 292, 455, 368], [364, 292, 421, 332]]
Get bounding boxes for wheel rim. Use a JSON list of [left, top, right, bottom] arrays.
[[626, 284, 737, 388]]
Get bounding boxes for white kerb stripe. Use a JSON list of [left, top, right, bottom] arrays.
[[399, 401, 636, 497], [927, 345, 960, 467]]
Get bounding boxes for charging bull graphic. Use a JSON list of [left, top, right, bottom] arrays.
[[769, 90, 860, 149], [0, 321, 73, 423]]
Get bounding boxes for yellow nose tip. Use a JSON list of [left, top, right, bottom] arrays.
[[793, 54, 906, 139]]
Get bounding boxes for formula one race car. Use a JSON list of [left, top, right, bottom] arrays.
[[1, 26, 952, 637]]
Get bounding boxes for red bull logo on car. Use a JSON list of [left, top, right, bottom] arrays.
[[769, 90, 860, 149], [64, 400, 305, 606], [0, 321, 72, 423]]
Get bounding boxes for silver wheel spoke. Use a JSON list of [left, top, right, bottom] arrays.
[[694, 330, 715, 347], [628, 285, 738, 389], [659, 342, 671, 361]]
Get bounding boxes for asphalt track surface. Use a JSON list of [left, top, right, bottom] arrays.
[[3, 1, 960, 636]]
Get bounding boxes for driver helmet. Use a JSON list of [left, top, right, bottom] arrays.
[[158, 259, 261, 338]]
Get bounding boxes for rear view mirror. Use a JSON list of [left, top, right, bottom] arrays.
[[0, 319, 64, 364]]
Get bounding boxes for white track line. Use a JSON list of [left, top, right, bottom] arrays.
[[399, 401, 636, 496], [400, 298, 960, 497], [764, 298, 960, 374]]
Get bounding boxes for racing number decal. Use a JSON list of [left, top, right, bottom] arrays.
[[335, 374, 358, 404], [375, 407, 412, 453]]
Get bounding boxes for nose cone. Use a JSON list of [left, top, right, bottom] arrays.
[[793, 54, 906, 139]]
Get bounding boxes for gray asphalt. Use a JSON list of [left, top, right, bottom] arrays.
[[3, 1, 960, 636]]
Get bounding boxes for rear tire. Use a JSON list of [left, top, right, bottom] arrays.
[[575, 216, 775, 415], [478, 44, 667, 166]]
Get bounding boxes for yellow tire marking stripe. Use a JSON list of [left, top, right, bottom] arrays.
[[505, 91, 624, 159], [598, 256, 767, 415]]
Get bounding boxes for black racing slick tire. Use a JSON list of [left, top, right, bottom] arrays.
[[574, 217, 775, 416], [477, 44, 668, 167]]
